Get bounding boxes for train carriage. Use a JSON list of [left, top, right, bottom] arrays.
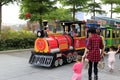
[[86, 23, 120, 50], [29, 21, 86, 67], [100, 27, 120, 50]]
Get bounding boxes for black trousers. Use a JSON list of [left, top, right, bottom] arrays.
[[88, 61, 98, 77]]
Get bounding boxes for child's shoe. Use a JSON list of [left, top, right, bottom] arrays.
[[109, 69, 113, 73]]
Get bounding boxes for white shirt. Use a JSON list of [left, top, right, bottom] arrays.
[[107, 51, 116, 62]]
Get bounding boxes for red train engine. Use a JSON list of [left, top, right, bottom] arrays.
[[29, 21, 86, 67]]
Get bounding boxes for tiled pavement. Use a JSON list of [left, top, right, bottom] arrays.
[[0, 50, 120, 80]]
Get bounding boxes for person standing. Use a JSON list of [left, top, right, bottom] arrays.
[[83, 26, 104, 80], [72, 55, 84, 80]]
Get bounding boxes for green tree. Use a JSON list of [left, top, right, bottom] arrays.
[[19, 0, 57, 30], [112, 6, 120, 18], [101, 0, 120, 18], [113, 6, 120, 13], [85, 0, 105, 18], [43, 8, 73, 21], [0, 0, 19, 33], [59, 0, 90, 21]]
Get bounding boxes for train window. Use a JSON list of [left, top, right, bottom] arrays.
[[56, 25, 63, 33], [106, 30, 110, 38], [64, 26, 68, 34], [112, 30, 115, 38], [101, 30, 105, 38], [77, 24, 81, 37], [118, 30, 120, 37], [69, 25, 77, 37], [116, 30, 119, 37], [75, 24, 80, 33], [119, 30, 120, 37]]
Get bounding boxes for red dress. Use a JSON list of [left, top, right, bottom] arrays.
[[87, 34, 104, 62]]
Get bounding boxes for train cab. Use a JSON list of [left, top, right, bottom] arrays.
[[60, 21, 86, 51]]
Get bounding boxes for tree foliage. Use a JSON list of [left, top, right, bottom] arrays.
[[43, 8, 73, 21], [101, 0, 120, 4], [59, 0, 90, 21], [113, 6, 120, 13], [0, 0, 19, 5], [85, 0, 105, 18], [19, 0, 57, 29], [101, 0, 120, 18]]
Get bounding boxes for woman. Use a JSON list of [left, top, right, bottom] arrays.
[[83, 26, 104, 80]]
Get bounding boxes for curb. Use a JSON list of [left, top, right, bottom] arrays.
[[0, 48, 34, 54]]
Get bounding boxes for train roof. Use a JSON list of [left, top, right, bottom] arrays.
[[99, 26, 120, 30], [93, 16, 120, 23], [58, 20, 86, 25], [86, 23, 100, 28]]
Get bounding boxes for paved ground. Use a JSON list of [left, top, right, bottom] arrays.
[[0, 50, 120, 80]]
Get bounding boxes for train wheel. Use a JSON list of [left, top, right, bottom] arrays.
[[67, 53, 72, 63], [72, 52, 78, 61], [54, 59, 59, 67], [59, 59, 63, 66]]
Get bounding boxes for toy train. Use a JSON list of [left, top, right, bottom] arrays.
[[29, 21, 86, 67], [29, 20, 120, 67]]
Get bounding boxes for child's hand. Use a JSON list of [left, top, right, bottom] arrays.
[[82, 55, 86, 61], [82, 55, 85, 59], [103, 51, 107, 55], [101, 53, 104, 58]]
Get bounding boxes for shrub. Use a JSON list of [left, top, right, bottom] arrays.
[[0, 30, 37, 51]]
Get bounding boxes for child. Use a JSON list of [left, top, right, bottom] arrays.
[[105, 46, 119, 72], [72, 55, 84, 80]]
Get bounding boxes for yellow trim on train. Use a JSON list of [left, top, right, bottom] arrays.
[[74, 36, 86, 39], [74, 47, 86, 50]]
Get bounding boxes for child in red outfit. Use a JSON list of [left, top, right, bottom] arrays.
[[72, 55, 84, 80]]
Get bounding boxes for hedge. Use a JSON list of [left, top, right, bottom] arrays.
[[0, 30, 37, 51]]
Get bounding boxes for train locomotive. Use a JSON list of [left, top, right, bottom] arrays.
[[29, 21, 86, 67]]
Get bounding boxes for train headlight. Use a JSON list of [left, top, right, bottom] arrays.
[[37, 31, 41, 37]]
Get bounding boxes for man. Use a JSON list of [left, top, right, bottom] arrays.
[[83, 26, 104, 80]]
